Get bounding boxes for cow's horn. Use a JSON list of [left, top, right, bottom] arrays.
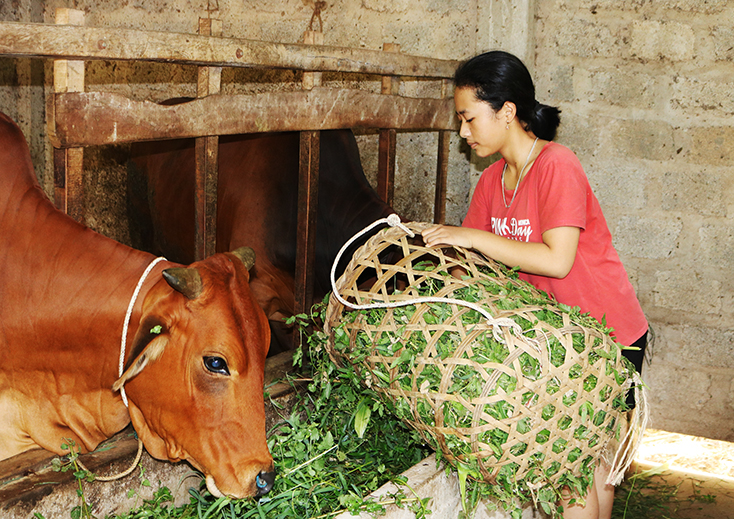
[[163, 268, 203, 299], [230, 246, 256, 271]]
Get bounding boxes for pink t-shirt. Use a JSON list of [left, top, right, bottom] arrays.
[[462, 142, 647, 346]]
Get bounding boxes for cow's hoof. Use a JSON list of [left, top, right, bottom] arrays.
[[255, 470, 276, 495]]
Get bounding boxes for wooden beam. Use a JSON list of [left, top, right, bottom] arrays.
[[377, 129, 396, 205], [194, 17, 222, 261], [51, 8, 85, 222], [377, 43, 400, 206], [434, 79, 453, 224], [0, 21, 460, 78], [293, 31, 323, 351], [50, 88, 457, 147], [434, 130, 450, 224], [294, 130, 320, 341], [301, 30, 323, 90]]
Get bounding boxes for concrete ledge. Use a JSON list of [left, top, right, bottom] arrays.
[[335, 453, 540, 519]]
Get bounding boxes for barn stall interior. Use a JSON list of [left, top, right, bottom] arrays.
[[3, 0, 734, 518]]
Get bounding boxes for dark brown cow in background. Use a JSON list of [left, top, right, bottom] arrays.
[[0, 112, 275, 499], [128, 129, 396, 353]]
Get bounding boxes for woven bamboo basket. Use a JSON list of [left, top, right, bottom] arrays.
[[325, 220, 644, 494]]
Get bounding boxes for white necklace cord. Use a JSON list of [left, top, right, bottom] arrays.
[[329, 214, 524, 339], [118, 256, 167, 408], [501, 136, 539, 208]]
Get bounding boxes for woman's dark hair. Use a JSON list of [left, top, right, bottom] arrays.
[[454, 50, 561, 141]]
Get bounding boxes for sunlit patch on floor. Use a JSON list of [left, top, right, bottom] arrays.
[[621, 428, 734, 519]]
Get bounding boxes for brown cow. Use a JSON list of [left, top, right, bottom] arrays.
[[0, 112, 275, 498], [128, 130, 396, 352]]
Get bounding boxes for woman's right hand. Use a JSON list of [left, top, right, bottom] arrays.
[[421, 225, 475, 249]]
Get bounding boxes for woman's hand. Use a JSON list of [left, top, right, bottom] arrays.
[[421, 225, 475, 249]]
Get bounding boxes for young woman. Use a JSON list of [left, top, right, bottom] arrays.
[[422, 50, 648, 519]]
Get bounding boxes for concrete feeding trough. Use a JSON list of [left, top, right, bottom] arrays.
[[335, 453, 540, 519]]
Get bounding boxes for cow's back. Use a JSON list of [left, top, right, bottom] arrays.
[[0, 113, 143, 457], [130, 130, 395, 350]]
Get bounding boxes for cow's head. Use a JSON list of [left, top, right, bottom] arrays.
[[112, 247, 274, 498]]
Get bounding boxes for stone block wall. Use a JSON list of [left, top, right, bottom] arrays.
[[1, 0, 734, 443], [534, 0, 734, 440]]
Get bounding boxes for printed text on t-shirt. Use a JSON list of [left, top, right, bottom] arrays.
[[491, 217, 534, 242]]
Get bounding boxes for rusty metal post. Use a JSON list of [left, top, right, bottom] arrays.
[[194, 17, 222, 260], [377, 43, 400, 206], [52, 8, 85, 222], [434, 78, 452, 224]]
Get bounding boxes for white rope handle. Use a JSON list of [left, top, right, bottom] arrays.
[[329, 214, 523, 337], [118, 256, 167, 407]]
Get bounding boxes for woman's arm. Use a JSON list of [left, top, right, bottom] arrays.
[[421, 224, 579, 279]]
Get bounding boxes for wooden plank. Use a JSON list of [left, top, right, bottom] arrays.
[[194, 18, 222, 260], [50, 88, 457, 147], [0, 427, 140, 503], [0, 21, 460, 78]]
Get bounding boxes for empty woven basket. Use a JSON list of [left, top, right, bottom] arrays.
[[325, 220, 645, 498]]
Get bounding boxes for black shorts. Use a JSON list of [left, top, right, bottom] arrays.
[[621, 331, 648, 408]]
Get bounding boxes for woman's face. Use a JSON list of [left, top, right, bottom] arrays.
[[454, 87, 505, 158]]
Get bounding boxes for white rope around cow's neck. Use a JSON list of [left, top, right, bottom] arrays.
[[119, 256, 167, 408], [329, 214, 523, 337], [76, 256, 167, 483]]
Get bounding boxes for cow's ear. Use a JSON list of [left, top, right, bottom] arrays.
[[112, 320, 169, 392], [112, 335, 168, 391], [230, 246, 256, 271], [163, 267, 202, 299]]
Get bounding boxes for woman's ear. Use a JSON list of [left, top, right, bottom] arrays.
[[503, 101, 517, 126]]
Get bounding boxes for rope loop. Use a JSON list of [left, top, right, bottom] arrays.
[[118, 257, 167, 407]]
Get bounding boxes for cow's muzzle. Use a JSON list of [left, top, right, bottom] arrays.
[[255, 469, 276, 496]]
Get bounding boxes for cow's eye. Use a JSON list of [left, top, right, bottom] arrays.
[[203, 356, 230, 376]]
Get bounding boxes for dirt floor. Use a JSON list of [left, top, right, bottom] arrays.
[[630, 429, 734, 519]]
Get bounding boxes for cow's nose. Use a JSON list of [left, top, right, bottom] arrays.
[[255, 469, 276, 496]]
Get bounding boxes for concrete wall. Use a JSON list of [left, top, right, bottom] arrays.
[[1, 0, 733, 449], [533, 0, 734, 441]]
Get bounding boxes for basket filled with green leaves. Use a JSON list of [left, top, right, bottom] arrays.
[[324, 218, 646, 514]]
